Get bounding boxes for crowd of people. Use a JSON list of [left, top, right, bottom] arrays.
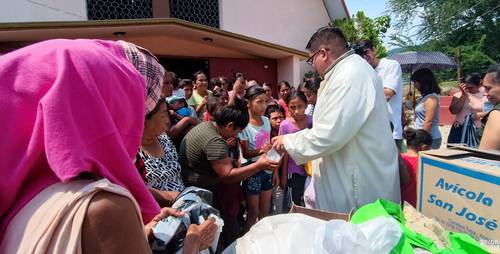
[[0, 26, 499, 254]]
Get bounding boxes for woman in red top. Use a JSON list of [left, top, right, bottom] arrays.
[[400, 128, 433, 207], [278, 80, 292, 117]]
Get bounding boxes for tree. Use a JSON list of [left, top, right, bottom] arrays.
[[332, 11, 391, 58], [388, 0, 500, 74]]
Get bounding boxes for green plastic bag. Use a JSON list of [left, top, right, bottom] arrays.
[[435, 232, 490, 254], [350, 199, 437, 253], [350, 199, 490, 254]]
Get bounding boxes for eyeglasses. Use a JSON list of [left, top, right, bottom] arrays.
[[306, 48, 329, 65]]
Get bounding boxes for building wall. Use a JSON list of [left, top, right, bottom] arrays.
[[209, 57, 277, 86], [0, 0, 338, 87], [277, 56, 302, 88], [0, 0, 87, 22], [220, 0, 331, 52]]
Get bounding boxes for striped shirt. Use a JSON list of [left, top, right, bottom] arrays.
[[179, 122, 228, 188]]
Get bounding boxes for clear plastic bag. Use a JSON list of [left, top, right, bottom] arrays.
[[266, 147, 282, 162]]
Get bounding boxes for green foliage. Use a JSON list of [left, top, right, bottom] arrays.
[[388, 0, 500, 75], [332, 11, 391, 58]]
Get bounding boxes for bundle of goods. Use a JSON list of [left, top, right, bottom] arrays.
[[223, 199, 492, 254], [150, 187, 224, 254]]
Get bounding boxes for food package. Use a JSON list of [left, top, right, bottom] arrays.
[[150, 187, 224, 253]]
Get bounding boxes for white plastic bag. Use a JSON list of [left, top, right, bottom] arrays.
[[223, 214, 402, 254], [303, 176, 315, 208], [313, 217, 402, 254], [222, 214, 324, 254]]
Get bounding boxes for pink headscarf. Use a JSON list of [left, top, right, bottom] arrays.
[[0, 39, 161, 240]]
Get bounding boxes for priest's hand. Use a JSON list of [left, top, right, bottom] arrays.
[[271, 135, 286, 153]]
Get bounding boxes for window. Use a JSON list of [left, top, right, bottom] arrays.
[[87, 0, 153, 20], [169, 0, 219, 28]]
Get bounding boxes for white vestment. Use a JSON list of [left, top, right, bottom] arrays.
[[284, 52, 400, 213]]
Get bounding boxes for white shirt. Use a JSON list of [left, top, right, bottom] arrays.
[[376, 58, 403, 139], [283, 53, 400, 213], [305, 104, 314, 116]]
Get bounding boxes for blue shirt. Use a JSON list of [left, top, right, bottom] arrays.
[[176, 107, 191, 117], [238, 116, 271, 163], [414, 93, 441, 140]]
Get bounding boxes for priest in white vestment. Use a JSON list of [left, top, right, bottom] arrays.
[[272, 27, 400, 213]]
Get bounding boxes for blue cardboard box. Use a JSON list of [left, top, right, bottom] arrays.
[[417, 148, 500, 247]]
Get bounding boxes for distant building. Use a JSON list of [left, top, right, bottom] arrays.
[[0, 0, 349, 89]]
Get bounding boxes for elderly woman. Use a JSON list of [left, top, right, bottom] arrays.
[[0, 39, 215, 253], [139, 99, 186, 206]]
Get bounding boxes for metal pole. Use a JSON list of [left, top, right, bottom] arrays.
[[411, 65, 415, 110], [456, 47, 462, 85]]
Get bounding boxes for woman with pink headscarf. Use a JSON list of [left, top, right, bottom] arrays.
[[0, 39, 215, 253]]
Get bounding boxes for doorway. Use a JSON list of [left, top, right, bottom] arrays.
[[159, 57, 209, 80]]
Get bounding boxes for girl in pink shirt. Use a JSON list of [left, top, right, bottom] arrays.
[[279, 92, 312, 207]]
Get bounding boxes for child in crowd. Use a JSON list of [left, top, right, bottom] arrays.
[[265, 105, 285, 139], [279, 92, 312, 207], [218, 76, 229, 91], [170, 72, 185, 99], [204, 87, 229, 121], [229, 76, 246, 103], [209, 77, 219, 91], [400, 128, 432, 207], [265, 104, 286, 214], [180, 79, 195, 107], [239, 85, 276, 232], [263, 82, 279, 106], [303, 77, 321, 116], [167, 96, 195, 124]]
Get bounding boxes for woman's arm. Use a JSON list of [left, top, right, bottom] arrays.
[[210, 155, 280, 184], [149, 188, 179, 207], [144, 207, 217, 254], [449, 93, 467, 114], [195, 96, 207, 115], [280, 153, 288, 189], [182, 219, 217, 254], [167, 117, 198, 138], [479, 111, 500, 150], [475, 111, 488, 120], [422, 96, 439, 133], [240, 140, 264, 159], [398, 154, 410, 185]]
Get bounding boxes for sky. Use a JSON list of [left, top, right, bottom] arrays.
[[345, 0, 388, 21], [344, 0, 421, 49]]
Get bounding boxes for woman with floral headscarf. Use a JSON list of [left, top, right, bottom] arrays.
[[0, 39, 215, 253]]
